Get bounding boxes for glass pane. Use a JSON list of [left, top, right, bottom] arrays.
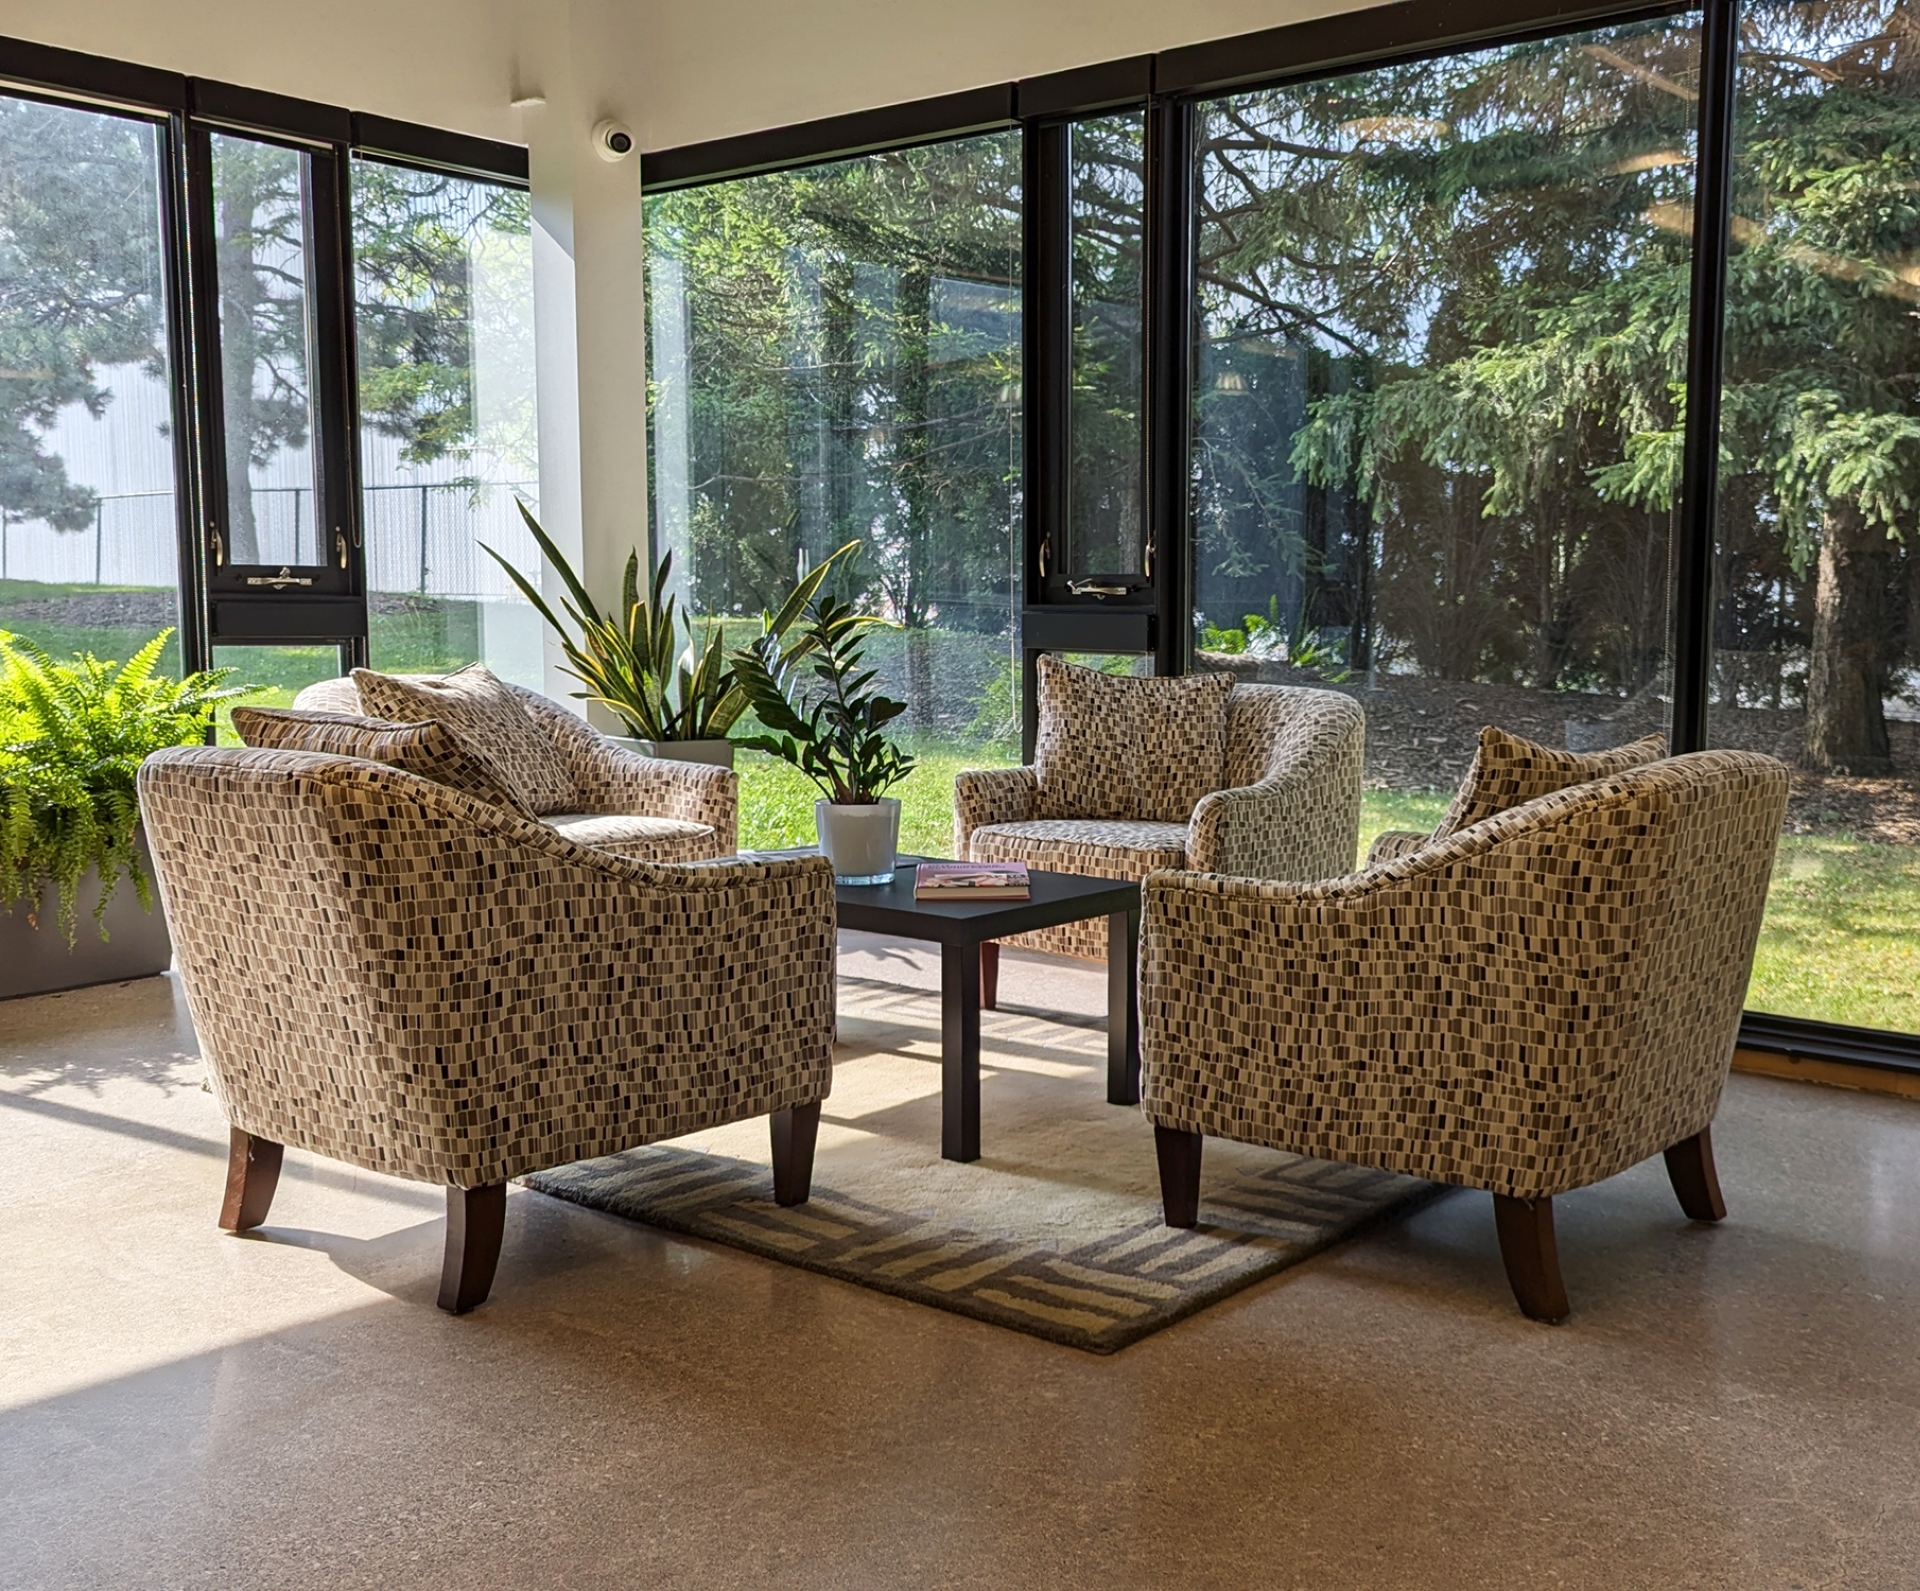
[[645, 132, 1023, 856], [352, 161, 542, 688], [211, 643, 346, 742], [210, 133, 324, 567], [0, 96, 182, 672], [1066, 113, 1145, 589], [1714, 0, 1920, 1036], [1192, 18, 1700, 859]]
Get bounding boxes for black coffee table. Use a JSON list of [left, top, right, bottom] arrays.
[[833, 857, 1141, 1163]]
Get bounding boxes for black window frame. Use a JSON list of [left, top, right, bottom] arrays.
[[638, 0, 1920, 1078], [0, 34, 530, 673]]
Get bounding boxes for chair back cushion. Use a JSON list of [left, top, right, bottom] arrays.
[[1032, 656, 1235, 823], [231, 706, 536, 818], [1434, 725, 1664, 840], [352, 663, 577, 814]]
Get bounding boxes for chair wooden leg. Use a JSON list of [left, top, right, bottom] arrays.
[[1155, 1126, 1203, 1228], [438, 1183, 506, 1315], [1664, 1125, 1727, 1222], [980, 942, 1000, 1011], [1493, 1194, 1571, 1324], [771, 1101, 822, 1207], [218, 1128, 283, 1233]]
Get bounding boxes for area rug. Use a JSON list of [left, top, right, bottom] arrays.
[[525, 960, 1441, 1354]]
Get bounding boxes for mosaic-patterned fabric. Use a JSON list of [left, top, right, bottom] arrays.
[[232, 706, 536, 818], [137, 747, 835, 1189], [352, 663, 578, 815], [1139, 750, 1789, 1201], [955, 684, 1365, 960], [542, 811, 720, 864], [1434, 724, 1666, 840], [1365, 829, 1431, 867], [970, 819, 1187, 960], [1187, 687, 1364, 881], [1032, 657, 1236, 823], [296, 675, 739, 856]]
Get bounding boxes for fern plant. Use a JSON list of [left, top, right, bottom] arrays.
[[484, 501, 856, 742], [0, 630, 243, 942]]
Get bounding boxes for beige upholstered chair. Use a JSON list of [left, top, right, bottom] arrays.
[[1139, 749, 1790, 1322], [293, 675, 737, 863], [954, 675, 1365, 981], [138, 747, 835, 1313]]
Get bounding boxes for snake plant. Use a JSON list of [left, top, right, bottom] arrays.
[[485, 500, 855, 742]]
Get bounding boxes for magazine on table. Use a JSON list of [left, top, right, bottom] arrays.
[[914, 861, 1030, 900]]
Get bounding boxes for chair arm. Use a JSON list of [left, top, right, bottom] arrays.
[[954, 765, 1037, 858], [1365, 829, 1432, 867], [566, 738, 738, 850], [1186, 714, 1364, 881], [1142, 779, 1686, 1200], [139, 749, 826, 1186]]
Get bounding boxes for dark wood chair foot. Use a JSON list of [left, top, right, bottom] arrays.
[[218, 1128, 283, 1232], [980, 942, 1000, 1011], [438, 1183, 506, 1315], [1493, 1194, 1571, 1324], [1155, 1126, 1203, 1228], [1663, 1125, 1727, 1222], [771, 1101, 822, 1207]]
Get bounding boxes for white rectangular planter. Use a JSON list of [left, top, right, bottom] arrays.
[[0, 834, 172, 1001], [609, 736, 736, 769]]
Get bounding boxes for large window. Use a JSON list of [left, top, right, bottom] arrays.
[[353, 160, 541, 686], [1191, 17, 1702, 866], [1712, 0, 1920, 1037], [645, 132, 1023, 853], [0, 93, 183, 672]]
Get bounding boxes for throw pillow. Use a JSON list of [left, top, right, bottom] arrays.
[[1032, 656, 1236, 824], [231, 707, 537, 818], [351, 663, 576, 815], [1433, 725, 1667, 839]]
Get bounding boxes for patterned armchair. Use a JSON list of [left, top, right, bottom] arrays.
[[954, 678, 1365, 971], [138, 747, 835, 1314], [1140, 750, 1790, 1323], [293, 676, 737, 862]]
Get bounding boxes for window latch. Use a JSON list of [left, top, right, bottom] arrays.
[[335, 528, 348, 570], [209, 519, 224, 568]]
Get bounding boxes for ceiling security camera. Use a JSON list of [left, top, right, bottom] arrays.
[[594, 119, 635, 162]]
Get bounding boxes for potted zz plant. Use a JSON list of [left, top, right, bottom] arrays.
[[730, 591, 916, 885], [487, 502, 853, 767], [0, 629, 242, 998]]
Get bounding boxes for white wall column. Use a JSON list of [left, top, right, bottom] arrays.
[[517, 0, 649, 720]]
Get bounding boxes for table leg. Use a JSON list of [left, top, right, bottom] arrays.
[[941, 941, 982, 1162], [1108, 905, 1141, 1106], [981, 941, 1000, 1010]]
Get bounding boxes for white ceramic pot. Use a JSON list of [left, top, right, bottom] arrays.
[[814, 797, 901, 886], [609, 736, 736, 770]]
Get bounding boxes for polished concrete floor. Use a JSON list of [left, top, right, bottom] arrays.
[[5, 947, 1920, 1589]]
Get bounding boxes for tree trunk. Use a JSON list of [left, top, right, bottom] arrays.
[[1805, 501, 1894, 774]]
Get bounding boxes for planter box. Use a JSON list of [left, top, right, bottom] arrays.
[[609, 736, 736, 770], [0, 834, 172, 1001]]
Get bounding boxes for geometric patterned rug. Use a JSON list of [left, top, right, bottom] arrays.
[[527, 1143, 1440, 1353]]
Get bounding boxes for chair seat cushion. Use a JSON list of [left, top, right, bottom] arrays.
[[541, 812, 718, 863], [969, 818, 1189, 876]]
